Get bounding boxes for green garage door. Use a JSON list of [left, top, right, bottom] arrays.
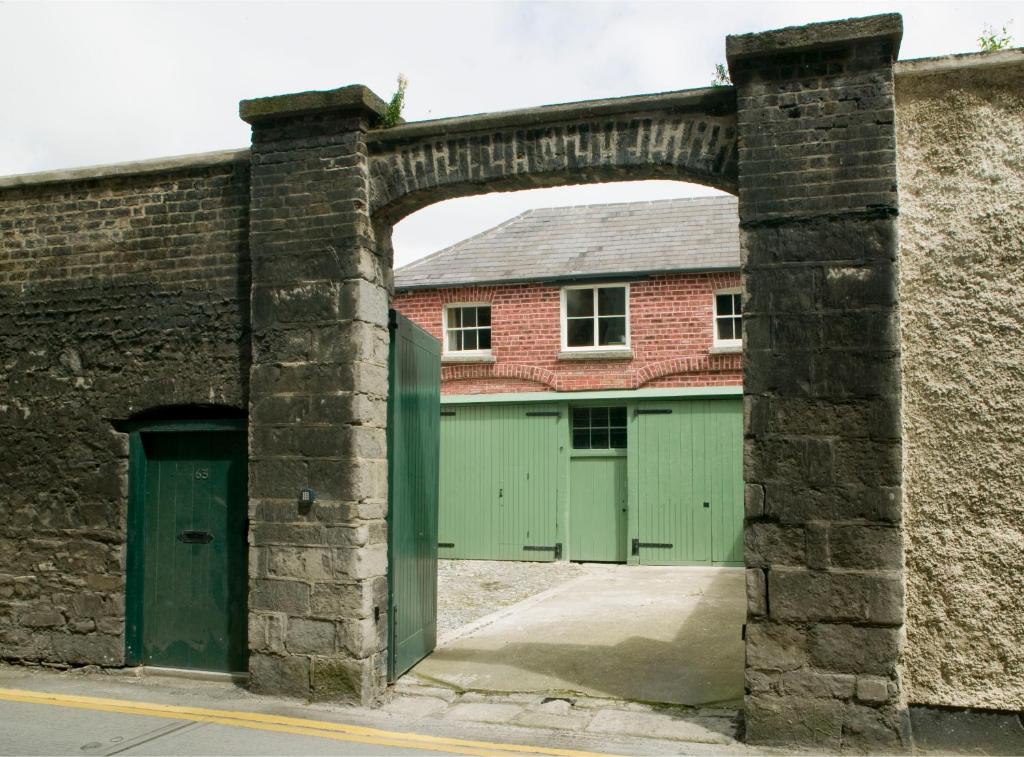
[[633, 399, 743, 565], [439, 404, 561, 561]]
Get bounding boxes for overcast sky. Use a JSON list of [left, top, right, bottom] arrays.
[[1, 1, 1017, 266]]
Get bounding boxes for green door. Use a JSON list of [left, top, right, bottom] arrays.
[[387, 311, 441, 680], [633, 399, 742, 566], [439, 404, 560, 561], [570, 455, 627, 562], [126, 424, 247, 673]]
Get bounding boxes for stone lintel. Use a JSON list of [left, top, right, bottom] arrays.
[[240, 84, 388, 125], [726, 13, 903, 61]]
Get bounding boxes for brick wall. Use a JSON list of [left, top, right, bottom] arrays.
[[0, 157, 250, 667], [393, 272, 742, 394]]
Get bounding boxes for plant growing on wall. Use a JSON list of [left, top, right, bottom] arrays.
[[379, 74, 408, 128], [978, 21, 1014, 51], [711, 63, 732, 86]]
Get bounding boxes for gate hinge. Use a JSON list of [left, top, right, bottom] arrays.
[[632, 538, 673, 556], [523, 543, 562, 560]]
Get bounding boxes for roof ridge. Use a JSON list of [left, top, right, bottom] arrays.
[[396, 208, 537, 274]]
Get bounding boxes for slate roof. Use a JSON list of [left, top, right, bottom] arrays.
[[394, 195, 739, 290]]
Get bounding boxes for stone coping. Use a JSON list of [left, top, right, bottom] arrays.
[[726, 13, 902, 59], [366, 87, 735, 145], [895, 47, 1024, 77], [239, 84, 388, 124], [0, 148, 250, 190]]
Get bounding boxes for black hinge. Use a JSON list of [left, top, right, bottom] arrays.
[[438, 542, 455, 549], [635, 408, 673, 415], [440, 410, 456, 417], [523, 543, 563, 560], [632, 538, 673, 556], [525, 411, 560, 417]]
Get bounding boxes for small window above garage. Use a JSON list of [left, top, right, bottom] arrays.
[[572, 406, 627, 449]]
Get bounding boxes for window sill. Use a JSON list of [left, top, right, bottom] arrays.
[[557, 349, 634, 362], [709, 344, 742, 355], [441, 354, 496, 365]]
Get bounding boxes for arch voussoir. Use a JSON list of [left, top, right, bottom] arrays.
[[367, 88, 738, 224]]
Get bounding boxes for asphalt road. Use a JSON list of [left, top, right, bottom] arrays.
[[0, 697, 454, 756]]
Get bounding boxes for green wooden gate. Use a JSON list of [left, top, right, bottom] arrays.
[[632, 398, 743, 565], [569, 455, 627, 562], [387, 310, 441, 681], [125, 420, 248, 673], [438, 404, 561, 561]]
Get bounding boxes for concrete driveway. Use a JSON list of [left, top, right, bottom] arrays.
[[411, 565, 745, 707]]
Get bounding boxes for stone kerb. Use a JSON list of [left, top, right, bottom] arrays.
[[728, 14, 909, 752], [241, 86, 392, 703]]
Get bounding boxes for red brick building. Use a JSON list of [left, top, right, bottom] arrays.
[[393, 196, 743, 396], [392, 196, 746, 567]]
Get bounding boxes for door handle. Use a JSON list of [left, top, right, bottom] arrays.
[[703, 502, 710, 508], [178, 530, 213, 544]]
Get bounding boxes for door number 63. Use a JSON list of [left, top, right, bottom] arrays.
[[195, 468, 210, 480]]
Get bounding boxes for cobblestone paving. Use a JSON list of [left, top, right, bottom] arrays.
[[436, 559, 588, 638], [387, 676, 746, 749]]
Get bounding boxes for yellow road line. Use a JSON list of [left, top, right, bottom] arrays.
[[0, 687, 617, 757]]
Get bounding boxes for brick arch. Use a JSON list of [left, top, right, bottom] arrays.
[[367, 88, 737, 226], [442, 362, 558, 390], [633, 355, 741, 388]]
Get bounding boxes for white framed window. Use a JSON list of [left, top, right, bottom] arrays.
[[444, 303, 492, 354], [560, 283, 630, 351], [713, 289, 742, 348], [571, 406, 628, 450]]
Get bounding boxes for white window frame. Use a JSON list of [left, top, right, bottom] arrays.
[[560, 283, 631, 352], [713, 288, 743, 348], [442, 302, 493, 356]]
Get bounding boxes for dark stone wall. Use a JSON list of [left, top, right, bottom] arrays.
[[728, 15, 907, 753], [242, 92, 392, 703], [0, 161, 251, 667]]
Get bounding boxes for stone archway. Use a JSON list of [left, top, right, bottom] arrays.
[[240, 12, 907, 752]]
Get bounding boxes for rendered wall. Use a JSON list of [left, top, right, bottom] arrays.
[[896, 54, 1024, 712], [393, 272, 743, 394], [0, 158, 251, 666]]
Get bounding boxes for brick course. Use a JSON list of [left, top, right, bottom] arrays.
[[393, 273, 742, 394]]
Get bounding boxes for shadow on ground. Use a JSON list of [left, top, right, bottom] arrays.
[[411, 565, 745, 706]]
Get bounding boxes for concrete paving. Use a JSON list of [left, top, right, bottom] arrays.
[[412, 565, 745, 707]]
